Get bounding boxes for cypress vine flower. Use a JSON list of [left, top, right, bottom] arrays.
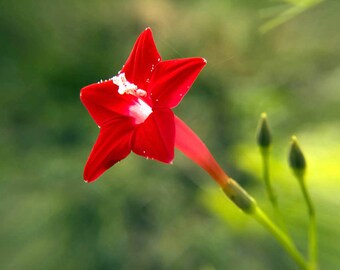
[[81, 28, 211, 182]]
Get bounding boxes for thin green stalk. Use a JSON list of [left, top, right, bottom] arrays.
[[261, 148, 277, 208], [252, 206, 310, 270], [297, 174, 318, 270], [260, 148, 287, 231]]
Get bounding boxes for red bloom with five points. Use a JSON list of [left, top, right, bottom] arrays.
[[80, 28, 208, 182]]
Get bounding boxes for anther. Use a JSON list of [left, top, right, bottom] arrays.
[[112, 73, 147, 97]]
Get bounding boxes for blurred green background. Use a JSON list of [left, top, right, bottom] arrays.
[[1, 0, 340, 269]]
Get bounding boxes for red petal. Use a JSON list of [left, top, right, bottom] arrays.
[[131, 109, 175, 163], [174, 116, 228, 186], [121, 28, 161, 91], [83, 117, 135, 182], [149, 58, 206, 109], [80, 81, 140, 127]]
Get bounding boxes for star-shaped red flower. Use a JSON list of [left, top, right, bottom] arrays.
[[80, 28, 206, 182]]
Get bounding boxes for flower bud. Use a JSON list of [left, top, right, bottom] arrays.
[[288, 136, 306, 175], [257, 112, 272, 148]]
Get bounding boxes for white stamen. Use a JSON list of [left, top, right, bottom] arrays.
[[136, 89, 147, 97], [111, 73, 146, 97]]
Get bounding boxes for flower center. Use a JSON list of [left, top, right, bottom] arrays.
[[111, 73, 147, 97], [129, 98, 152, 125], [111, 73, 151, 124]]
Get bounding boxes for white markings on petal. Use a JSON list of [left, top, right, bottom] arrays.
[[129, 98, 152, 125]]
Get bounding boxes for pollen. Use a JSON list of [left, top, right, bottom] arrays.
[[111, 73, 147, 97]]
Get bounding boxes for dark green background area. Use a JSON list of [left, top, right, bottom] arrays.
[[1, 1, 339, 269]]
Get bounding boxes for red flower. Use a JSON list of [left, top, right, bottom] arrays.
[[80, 28, 209, 182]]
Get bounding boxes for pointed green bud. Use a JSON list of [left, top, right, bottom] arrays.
[[289, 136, 306, 176], [257, 112, 272, 148]]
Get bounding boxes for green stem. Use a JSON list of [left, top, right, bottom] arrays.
[[260, 148, 277, 207], [297, 174, 318, 270], [260, 148, 287, 231], [252, 206, 310, 270], [223, 180, 309, 269]]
